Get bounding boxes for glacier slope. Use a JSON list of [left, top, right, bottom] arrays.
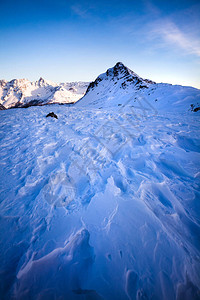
[[0, 104, 200, 300]]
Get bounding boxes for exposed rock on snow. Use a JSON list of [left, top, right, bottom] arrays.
[[191, 104, 200, 112], [46, 112, 58, 119], [0, 103, 6, 110]]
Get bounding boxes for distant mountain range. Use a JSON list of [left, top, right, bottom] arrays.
[[1, 62, 199, 112], [0, 78, 89, 109]]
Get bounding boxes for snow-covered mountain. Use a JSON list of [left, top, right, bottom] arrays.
[[0, 78, 89, 108], [76, 62, 200, 113], [1, 63, 199, 112]]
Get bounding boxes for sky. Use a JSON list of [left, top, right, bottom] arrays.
[[0, 0, 200, 88]]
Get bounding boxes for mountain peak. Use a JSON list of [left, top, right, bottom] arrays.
[[108, 62, 130, 76], [38, 77, 45, 84], [104, 62, 139, 81], [114, 62, 126, 68], [85, 62, 144, 95], [36, 77, 50, 87]]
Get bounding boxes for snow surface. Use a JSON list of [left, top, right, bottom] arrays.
[[0, 102, 200, 299], [0, 79, 89, 108]]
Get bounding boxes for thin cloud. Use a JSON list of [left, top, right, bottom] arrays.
[[150, 20, 200, 57], [71, 4, 89, 18], [70, 1, 97, 19]]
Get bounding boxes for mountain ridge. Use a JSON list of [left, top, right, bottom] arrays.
[[85, 62, 155, 96], [0, 78, 89, 109], [1, 62, 200, 112], [76, 62, 200, 113]]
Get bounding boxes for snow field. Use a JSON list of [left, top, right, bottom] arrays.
[[0, 105, 200, 299]]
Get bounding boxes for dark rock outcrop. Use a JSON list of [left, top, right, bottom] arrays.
[[46, 112, 58, 119], [0, 104, 6, 110]]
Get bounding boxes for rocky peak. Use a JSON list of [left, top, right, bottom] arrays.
[[37, 77, 46, 87], [106, 62, 134, 79], [8, 79, 30, 88], [0, 80, 7, 88], [85, 62, 147, 94]]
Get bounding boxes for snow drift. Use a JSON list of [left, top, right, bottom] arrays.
[[0, 63, 200, 300]]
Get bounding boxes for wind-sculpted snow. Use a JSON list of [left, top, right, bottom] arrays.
[[0, 105, 200, 299]]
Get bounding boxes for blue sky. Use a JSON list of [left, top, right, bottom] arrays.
[[0, 0, 200, 88]]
